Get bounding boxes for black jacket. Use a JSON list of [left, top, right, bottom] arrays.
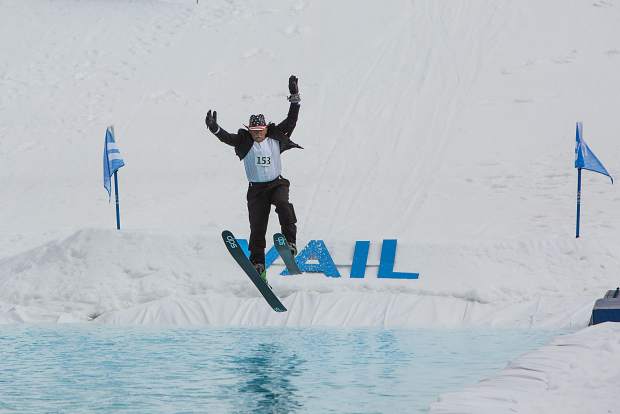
[[214, 103, 303, 160]]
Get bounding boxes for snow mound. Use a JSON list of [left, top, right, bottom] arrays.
[[430, 322, 620, 413], [0, 229, 615, 327]]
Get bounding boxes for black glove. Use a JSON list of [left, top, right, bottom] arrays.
[[288, 75, 300, 103], [205, 110, 218, 133], [288, 75, 299, 94]]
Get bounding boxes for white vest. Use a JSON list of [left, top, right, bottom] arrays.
[[242, 138, 282, 182]]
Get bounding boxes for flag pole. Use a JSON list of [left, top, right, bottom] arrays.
[[114, 171, 121, 230], [576, 168, 582, 238]]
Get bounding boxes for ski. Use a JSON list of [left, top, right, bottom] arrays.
[[273, 233, 302, 275], [221, 230, 287, 312]]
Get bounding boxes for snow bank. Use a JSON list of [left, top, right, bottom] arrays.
[[429, 322, 620, 413], [0, 229, 614, 328]]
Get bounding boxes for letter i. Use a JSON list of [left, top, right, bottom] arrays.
[[350, 241, 370, 278]]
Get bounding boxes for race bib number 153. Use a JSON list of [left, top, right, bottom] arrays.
[[256, 156, 271, 167]]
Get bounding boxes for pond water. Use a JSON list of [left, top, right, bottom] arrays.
[[0, 325, 567, 413]]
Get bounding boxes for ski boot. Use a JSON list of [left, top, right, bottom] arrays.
[[253, 262, 267, 283]]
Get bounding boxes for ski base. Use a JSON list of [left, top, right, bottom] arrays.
[[222, 230, 287, 312], [273, 233, 302, 275]]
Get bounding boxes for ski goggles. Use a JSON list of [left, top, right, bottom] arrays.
[[247, 125, 267, 132]]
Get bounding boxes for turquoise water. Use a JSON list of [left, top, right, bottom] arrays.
[[0, 326, 565, 413]]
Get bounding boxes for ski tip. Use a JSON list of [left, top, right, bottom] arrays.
[[222, 230, 237, 242]]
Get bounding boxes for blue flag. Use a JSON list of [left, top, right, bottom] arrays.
[[103, 126, 125, 199], [575, 122, 613, 183]]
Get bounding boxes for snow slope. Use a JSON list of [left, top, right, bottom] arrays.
[[1, 0, 619, 327]]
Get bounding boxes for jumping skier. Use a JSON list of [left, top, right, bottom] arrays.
[[206, 75, 302, 282]]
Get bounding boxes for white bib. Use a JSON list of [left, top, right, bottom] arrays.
[[243, 138, 282, 182]]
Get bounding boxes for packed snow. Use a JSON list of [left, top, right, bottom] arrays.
[[1, 0, 620, 411], [430, 322, 620, 413]]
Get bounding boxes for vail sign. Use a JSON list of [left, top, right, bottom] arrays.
[[237, 239, 419, 279]]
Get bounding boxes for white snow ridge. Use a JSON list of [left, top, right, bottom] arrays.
[[2, 0, 620, 412], [430, 323, 620, 414], [0, 228, 617, 329]]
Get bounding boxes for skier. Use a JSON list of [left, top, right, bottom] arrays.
[[205, 75, 302, 281]]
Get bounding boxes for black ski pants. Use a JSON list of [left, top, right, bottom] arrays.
[[247, 176, 297, 265]]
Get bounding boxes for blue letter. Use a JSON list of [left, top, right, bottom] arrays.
[[238, 239, 250, 258], [284, 240, 340, 277], [377, 240, 419, 279], [350, 241, 370, 278]]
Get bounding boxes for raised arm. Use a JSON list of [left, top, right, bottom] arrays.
[[277, 75, 301, 137], [205, 109, 241, 147]]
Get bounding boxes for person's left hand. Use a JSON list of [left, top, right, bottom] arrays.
[[289, 75, 299, 94]]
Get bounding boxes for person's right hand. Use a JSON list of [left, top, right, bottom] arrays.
[[205, 110, 218, 133]]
